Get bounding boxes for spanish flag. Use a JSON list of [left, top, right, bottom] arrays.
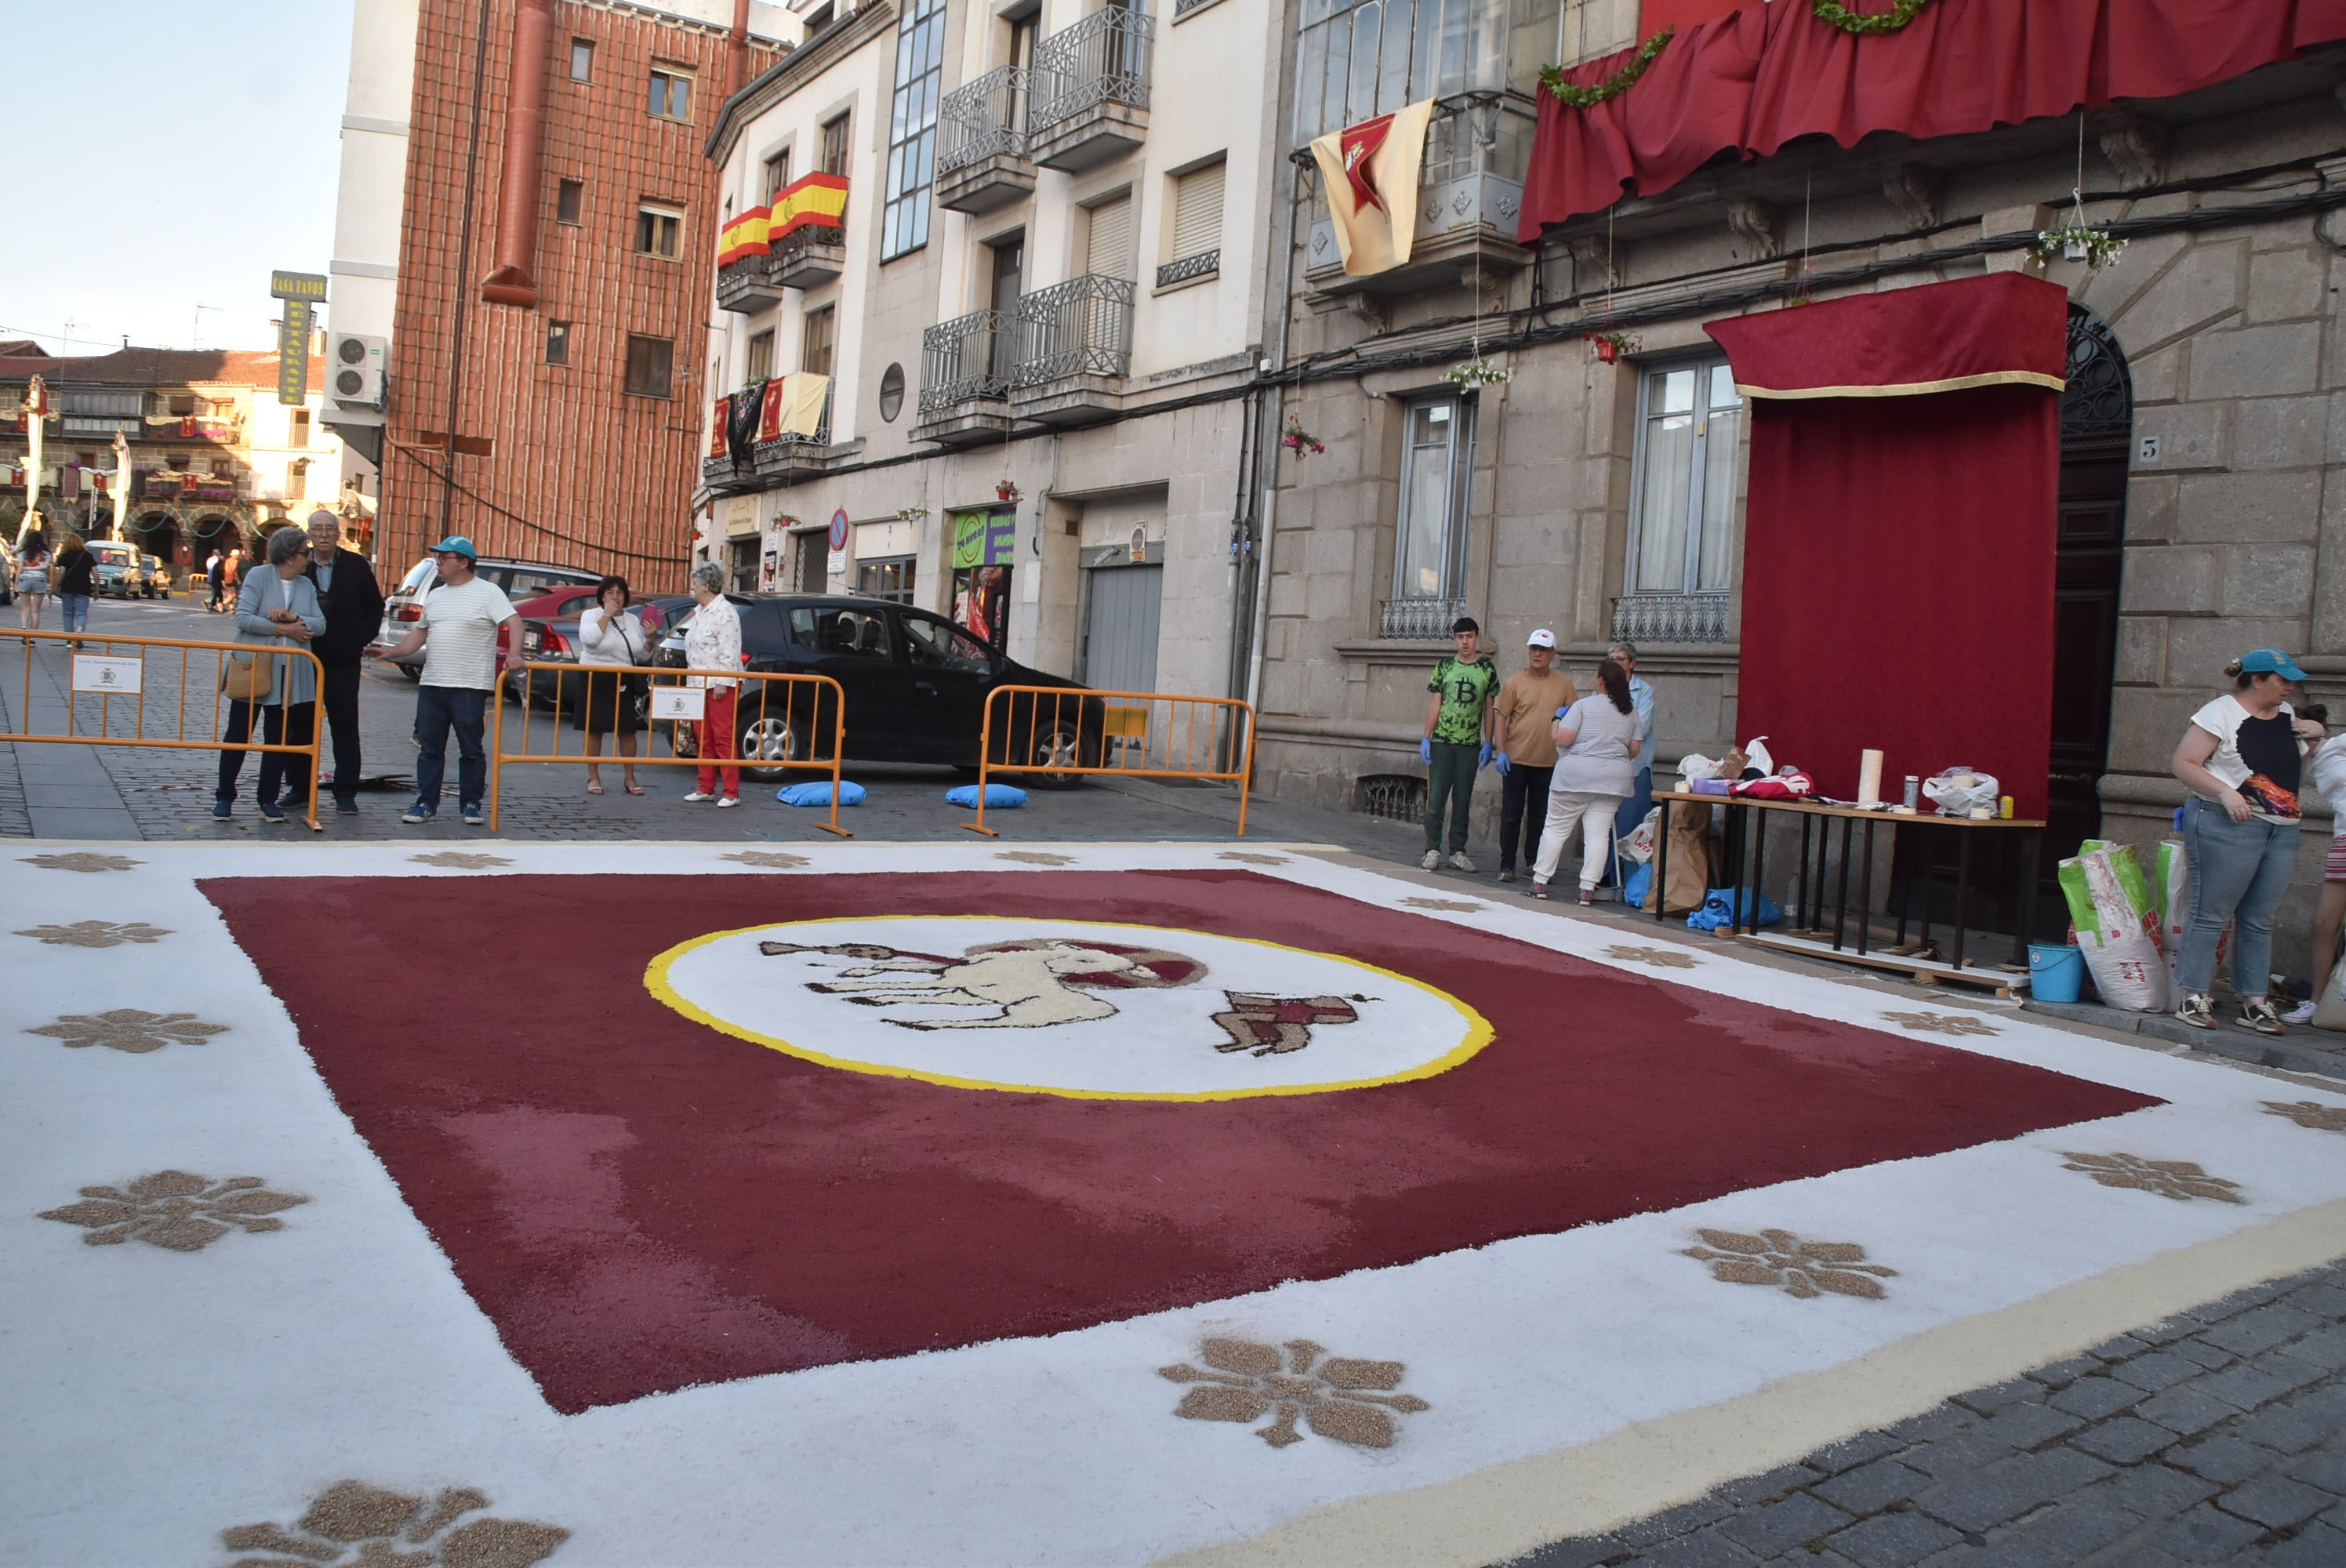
[[1308, 100, 1434, 277], [718, 205, 771, 263], [771, 172, 848, 239]]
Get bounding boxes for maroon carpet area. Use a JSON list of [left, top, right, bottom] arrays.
[[201, 869, 2156, 1413]]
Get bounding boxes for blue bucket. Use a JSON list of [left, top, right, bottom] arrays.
[[2028, 943, 2085, 1004]]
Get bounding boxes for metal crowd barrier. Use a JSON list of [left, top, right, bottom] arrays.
[[961, 683, 1255, 837], [1, 628, 328, 830], [488, 662, 853, 837]]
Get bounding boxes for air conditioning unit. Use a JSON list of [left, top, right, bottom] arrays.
[[329, 332, 387, 409]]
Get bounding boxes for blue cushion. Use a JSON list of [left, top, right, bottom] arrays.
[[945, 783, 1028, 808], [776, 781, 864, 806]]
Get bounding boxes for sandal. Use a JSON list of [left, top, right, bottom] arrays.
[[1578, 888, 1596, 906], [1528, 881, 1550, 900], [586, 780, 605, 795], [624, 781, 645, 796]]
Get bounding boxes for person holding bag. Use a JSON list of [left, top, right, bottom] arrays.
[[573, 574, 648, 796], [213, 528, 324, 824]]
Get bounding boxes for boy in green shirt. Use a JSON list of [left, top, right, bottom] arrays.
[[1419, 615, 1501, 871]]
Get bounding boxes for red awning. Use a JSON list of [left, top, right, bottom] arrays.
[[1703, 272, 2068, 400]]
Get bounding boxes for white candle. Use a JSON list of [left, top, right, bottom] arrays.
[[1858, 749, 1884, 807]]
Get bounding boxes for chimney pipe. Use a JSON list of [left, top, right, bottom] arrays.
[[481, 0, 553, 307], [727, 0, 751, 100]]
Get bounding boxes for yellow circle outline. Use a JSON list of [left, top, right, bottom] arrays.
[[644, 913, 1494, 1102]]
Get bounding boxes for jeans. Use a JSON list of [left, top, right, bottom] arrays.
[[59, 593, 90, 634], [1533, 790, 1625, 890], [1611, 764, 1654, 883], [1498, 762, 1554, 872], [216, 700, 315, 808], [2177, 793, 2301, 997], [414, 684, 489, 811], [1423, 741, 1479, 854], [696, 687, 740, 797]]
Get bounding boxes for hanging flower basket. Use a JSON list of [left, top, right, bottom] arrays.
[[1280, 417, 1326, 458], [1585, 329, 1641, 364], [2031, 219, 2126, 271], [995, 481, 1022, 503], [1442, 356, 1511, 389]]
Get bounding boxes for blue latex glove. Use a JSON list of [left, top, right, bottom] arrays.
[[1555, 705, 1571, 720], [1494, 750, 1512, 776], [1477, 740, 1495, 770], [1419, 737, 1433, 764]]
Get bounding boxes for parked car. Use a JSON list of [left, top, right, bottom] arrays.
[[509, 593, 689, 709], [89, 541, 149, 598], [653, 594, 1102, 784], [140, 554, 165, 597], [373, 557, 605, 677]]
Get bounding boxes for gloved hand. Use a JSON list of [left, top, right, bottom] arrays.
[[1477, 740, 1495, 770], [1555, 705, 1571, 720], [1419, 737, 1433, 764], [1494, 750, 1512, 776]]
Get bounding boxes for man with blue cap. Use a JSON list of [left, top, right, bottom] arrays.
[[365, 536, 521, 825]]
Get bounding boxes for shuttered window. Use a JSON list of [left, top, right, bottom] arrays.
[[1084, 194, 1132, 279], [1170, 161, 1223, 261]]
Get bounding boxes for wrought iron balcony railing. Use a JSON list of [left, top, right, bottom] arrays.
[[1030, 6, 1153, 130], [919, 308, 1012, 412], [1155, 248, 1218, 289], [1011, 273, 1135, 387], [939, 65, 1032, 173], [757, 386, 834, 449], [1378, 595, 1466, 642], [1611, 591, 1730, 644]]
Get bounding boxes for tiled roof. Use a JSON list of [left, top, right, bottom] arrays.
[[0, 346, 326, 394]]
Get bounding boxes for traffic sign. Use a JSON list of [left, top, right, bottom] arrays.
[[827, 508, 850, 551]]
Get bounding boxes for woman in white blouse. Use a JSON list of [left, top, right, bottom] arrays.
[[574, 574, 648, 796], [681, 561, 743, 806]]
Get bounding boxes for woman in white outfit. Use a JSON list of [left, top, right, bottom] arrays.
[[1529, 659, 1644, 906], [572, 574, 648, 796]]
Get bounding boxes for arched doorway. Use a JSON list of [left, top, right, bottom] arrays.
[[2046, 304, 2134, 865]]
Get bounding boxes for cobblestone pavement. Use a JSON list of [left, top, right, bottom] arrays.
[[1508, 1262, 2346, 1568]]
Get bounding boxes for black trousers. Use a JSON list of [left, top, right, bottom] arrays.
[[217, 700, 316, 806], [289, 662, 363, 804], [1498, 762, 1555, 872]]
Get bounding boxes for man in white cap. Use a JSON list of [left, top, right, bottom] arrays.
[[1491, 629, 1578, 882]]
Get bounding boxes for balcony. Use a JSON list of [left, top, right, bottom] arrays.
[[1008, 273, 1134, 426], [754, 390, 855, 485], [716, 254, 784, 314], [1611, 592, 1730, 645], [1378, 596, 1467, 642], [771, 223, 846, 292], [702, 452, 755, 492], [1026, 7, 1152, 172], [1304, 96, 1533, 299], [911, 308, 1016, 448], [937, 66, 1037, 215]]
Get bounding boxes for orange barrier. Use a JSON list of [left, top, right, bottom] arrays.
[[1, 628, 326, 830], [489, 662, 853, 837], [961, 684, 1255, 837]]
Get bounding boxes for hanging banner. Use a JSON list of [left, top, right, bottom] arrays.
[[726, 388, 764, 463], [717, 205, 772, 263], [1309, 100, 1434, 276], [277, 298, 312, 407], [771, 172, 849, 239], [708, 396, 732, 460]]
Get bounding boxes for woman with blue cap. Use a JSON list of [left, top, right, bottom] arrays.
[[2170, 648, 2326, 1033]]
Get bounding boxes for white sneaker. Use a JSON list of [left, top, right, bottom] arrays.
[[1447, 852, 1476, 873], [716, 795, 741, 808], [2282, 1000, 2319, 1025], [684, 791, 716, 803], [1420, 850, 1442, 871]]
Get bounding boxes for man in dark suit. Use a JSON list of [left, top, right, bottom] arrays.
[[295, 509, 385, 813]]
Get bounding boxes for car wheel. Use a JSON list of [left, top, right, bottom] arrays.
[[1026, 721, 1085, 789], [400, 661, 422, 682], [736, 713, 805, 782]]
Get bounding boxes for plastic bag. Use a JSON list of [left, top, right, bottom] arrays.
[[1621, 807, 1661, 866], [776, 780, 865, 806], [1677, 753, 1723, 782], [1741, 736, 1774, 778], [1687, 886, 1781, 931], [945, 783, 1027, 808], [2056, 843, 2170, 1012], [1622, 862, 1654, 909], [1922, 767, 2001, 818]]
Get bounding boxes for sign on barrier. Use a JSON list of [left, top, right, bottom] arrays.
[[961, 684, 1256, 838], [650, 688, 706, 722], [71, 655, 143, 694]]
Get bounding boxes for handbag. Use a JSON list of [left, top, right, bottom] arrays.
[[222, 653, 265, 702]]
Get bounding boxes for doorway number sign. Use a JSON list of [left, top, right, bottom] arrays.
[[71, 655, 142, 695], [651, 688, 707, 722]]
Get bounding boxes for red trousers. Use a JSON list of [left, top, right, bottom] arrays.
[[695, 686, 739, 797]]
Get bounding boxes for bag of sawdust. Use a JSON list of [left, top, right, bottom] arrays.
[[2057, 843, 2170, 1013], [1643, 798, 1712, 916]]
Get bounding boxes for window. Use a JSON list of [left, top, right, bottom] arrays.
[[1393, 394, 1469, 601], [877, 361, 906, 423], [636, 203, 684, 259], [169, 394, 195, 416], [649, 66, 693, 122], [212, 458, 234, 477], [546, 320, 571, 365], [792, 604, 893, 655], [1082, 193, 1134, 279], [1291, 0, 1511, 147], [819, 113, 851, 176], [804, 2, 834, 31], [286, 462, 307, 502], [557, 178, 583, 223], [746, 329, 775, 384], [801, 307, 836, 379], [855, 557, 917, 604], [793, 528, 828, 591], [1625, 359, 1742, 598], [624, 335, 674, 398], [762, 150, 791, 202], [880, 0, 946, 260], [569, 38, 594, 82], [1167, 158, 1224, 272], [904, 613, 992, 671], [166, 454, 190, 472], [288, 410, 310, 448]]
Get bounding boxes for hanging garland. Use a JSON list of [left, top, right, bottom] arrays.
[[1810, 0, 1936, 34], [1538, 27, 1672, 108]]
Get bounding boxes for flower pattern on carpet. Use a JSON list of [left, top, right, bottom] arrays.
[[997, 851, 1078, 866], [1159, 1337, 1430, 1449], [215, 1479, 568, 1567], [409, 852, 512, 869], [14, 919, 172, 948], [1605, 945, 1699, 970], [1882, 1011, 2000, 1037], [1400, 897, 1482, 913], [25, 1007, 229, 1054], [1680, 1228, 1899, 1300], [724, 850, 809, 869], [2262, 1099, 2346, 1133], [1218, 851, 1290, 866], [2061, 1151, 2246, 1203], [20, 851, 141, 873], [41, 1170, 307, 1251]]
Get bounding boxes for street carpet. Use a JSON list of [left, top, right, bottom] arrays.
[[4, 840, 2344, 1568]]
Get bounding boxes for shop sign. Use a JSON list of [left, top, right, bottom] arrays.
[[951, 507, 1017, 568]]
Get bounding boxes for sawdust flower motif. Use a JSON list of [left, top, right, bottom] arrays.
[[14, 920, 172, 948], [997, 851, 1077, 866], [26, 1007, 228, 1054], [42, 1170, 307, 1251], [20, 851, 142, 873], [1605, 945, 1698, 969], [724, 850, 809, 869], [409, 851, 511, 869], [1218, 851, 1289, 866], [1160, 1338, 1429, 1449], [2262, 1100, 2346, 1133], [1680, 1228, 1898, 1300], [1401, 897, 1481, 913], [2061, 1151, 2246, 1203], [216, 1479, 568, 1567], [1882, 1011, 1999, 1037]]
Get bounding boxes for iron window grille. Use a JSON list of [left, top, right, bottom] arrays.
[[1155, 248, 1218, 288], [1610, 591, 1730, 646], [1377, 595, 1466, 643], [1357, 774, 1426, 824]]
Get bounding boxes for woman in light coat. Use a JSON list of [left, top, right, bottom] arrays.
[[214, 527, 325, 822], [574, 573, 648, 796]]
